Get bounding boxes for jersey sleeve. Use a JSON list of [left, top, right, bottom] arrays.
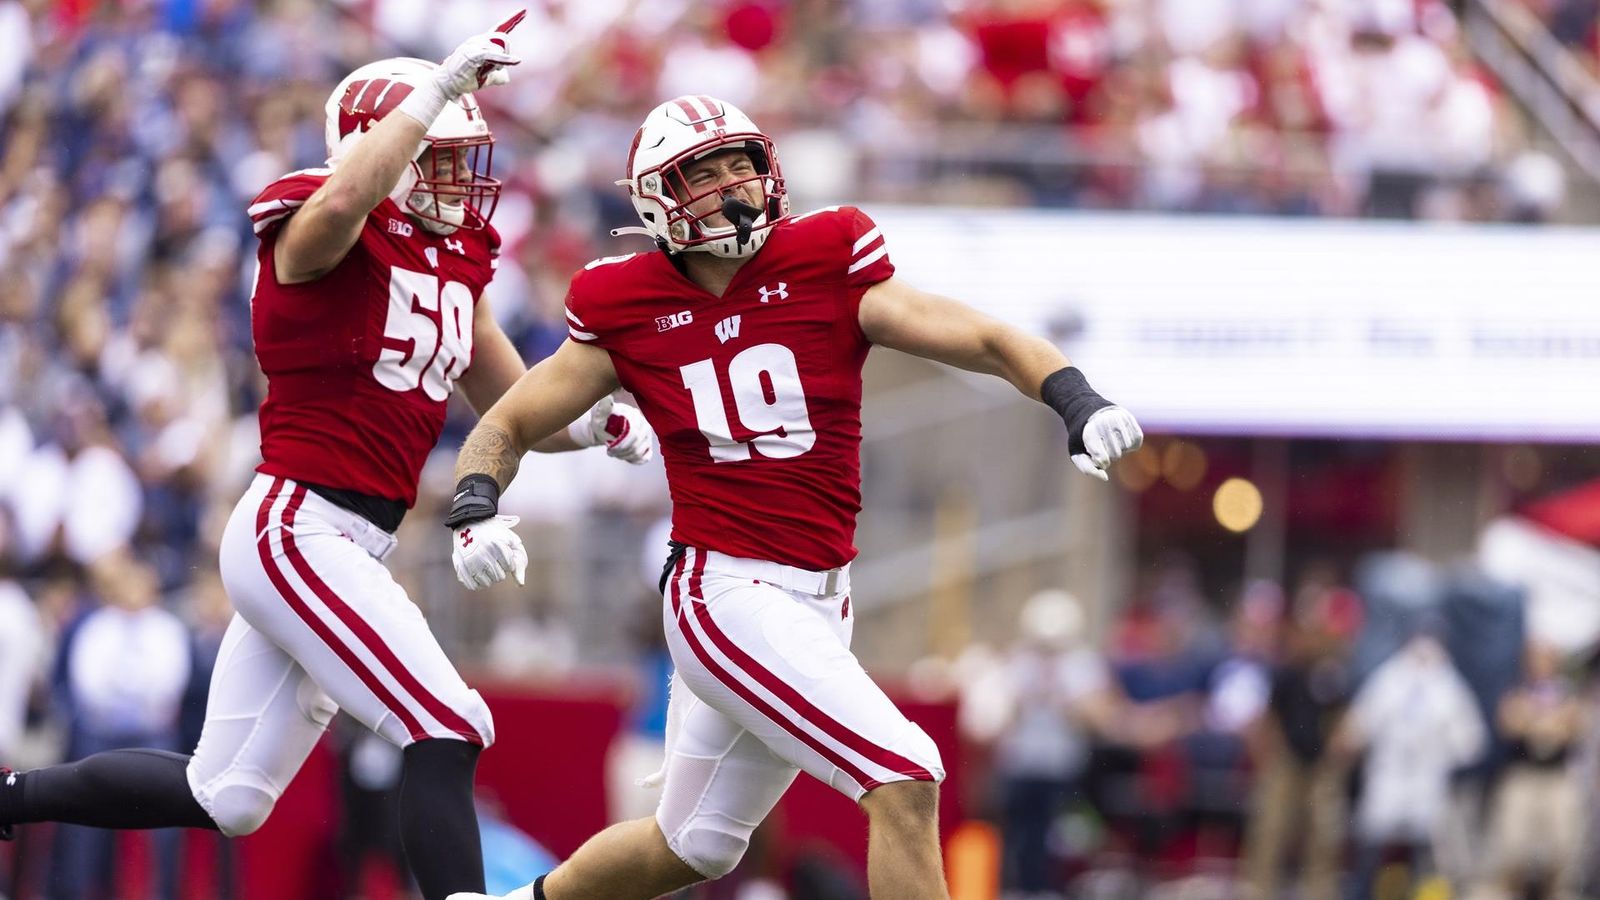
[[247, 170, 330, 239], [563, 267, 605, 346], [841, 206, 895, 290]]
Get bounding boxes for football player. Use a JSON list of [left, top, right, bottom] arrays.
[[0, 15, 653, 900], [443, 96, 1142, 900]]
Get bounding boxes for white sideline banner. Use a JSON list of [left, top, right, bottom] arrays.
[[871, 206, 1600, 442]]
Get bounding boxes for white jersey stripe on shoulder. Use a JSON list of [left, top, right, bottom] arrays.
[[248, 198, 306, 219], [788, 205, 842, 223], [846, 244, 888, 275], [565, 307, 587, 327], [851, 227, 882, 255], [569, 326, 599, 342], [584, 253, 638, 270], [252, 212, 293, 234]]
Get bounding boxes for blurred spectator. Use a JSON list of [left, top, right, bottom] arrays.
[[50, 552, 191, 900], [1184, 581, 1282, 858], [1472, 641, 1587, 900], [991, 590, 1120, 897], [1338, 626, 1487, 900], [1242, 574, 1360, 900], [0, 575, 41, 760]]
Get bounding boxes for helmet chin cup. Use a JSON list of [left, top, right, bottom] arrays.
[[407, 190, 463, 234]]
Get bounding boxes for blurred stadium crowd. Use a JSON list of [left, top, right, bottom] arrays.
[[3, 0, 1600, 898]]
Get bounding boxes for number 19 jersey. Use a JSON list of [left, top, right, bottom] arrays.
[[247, 170, 500, 507], [565, 206, 894, 570]]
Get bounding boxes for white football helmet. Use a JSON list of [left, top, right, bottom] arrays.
[[324, 57, 503, 234], [612, 96, 789, 258]]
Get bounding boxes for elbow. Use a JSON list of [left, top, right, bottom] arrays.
[[312, 186, 370, 226]]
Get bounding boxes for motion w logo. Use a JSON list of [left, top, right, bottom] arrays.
[[715, 315, 742, 345], [757, 283, 789, 304]]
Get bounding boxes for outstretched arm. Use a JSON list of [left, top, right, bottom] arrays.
[[859, 276, 1142, 478], [461, 298, 655, 460], [445, 340, 621, 590], [858, 276, 1068, 397], [454, 339, 621, 491]]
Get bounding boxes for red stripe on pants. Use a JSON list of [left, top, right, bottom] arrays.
[[254, 479, 432, 742], [279, 486, 483, 744], [670, 551, 882, 793], [686, 551, 934, 781]]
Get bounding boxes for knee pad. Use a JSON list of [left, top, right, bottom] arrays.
[[296, 675, 338, 729], [666, 818, 750, 880], [202, 772, 282, 837]]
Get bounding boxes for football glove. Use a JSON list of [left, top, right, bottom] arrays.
[[569, 395, 656, 465], [397, 11, 524, 127], [1070, 405, 1143, 482], [451, 514, 527, 590], [436, 11, 524, 99]]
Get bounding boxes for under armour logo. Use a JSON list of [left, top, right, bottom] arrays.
[[758, 283, 789, 303], [445, 237, 466, 254], [5, 772, 15, 786], [460, 528, 473, 547]]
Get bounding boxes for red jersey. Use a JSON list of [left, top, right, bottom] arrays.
[[247, 169, 499, 507], [565, 206, 894, 570]]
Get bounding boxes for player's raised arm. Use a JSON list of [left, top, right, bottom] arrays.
[[443, 339, 621, 589], [858, 275, 1143, 480], [274, 20, 522, 284]]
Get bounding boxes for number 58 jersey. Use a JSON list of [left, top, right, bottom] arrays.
[[565, 206, 894, 571], [247, 169, 500, 507]]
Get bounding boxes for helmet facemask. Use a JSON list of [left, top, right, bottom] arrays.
[[406, 138, 500, 235], [649, 141, 785, 258]]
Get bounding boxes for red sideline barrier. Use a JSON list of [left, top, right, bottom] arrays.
[[95, 680, 957, 898]]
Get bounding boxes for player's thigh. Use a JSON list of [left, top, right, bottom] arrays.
[[221, 478, 492, 748], [186, 612, 335, 836], [656, 691, 799, 878], [662, 548, 944, 801]]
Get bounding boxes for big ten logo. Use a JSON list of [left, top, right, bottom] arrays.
[[656, 310, 694, 332]]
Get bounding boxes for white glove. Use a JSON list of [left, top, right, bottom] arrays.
[[1070, 405, 1143, 482], [434, 18, 522, 99], [569, 395, 656, 465], [398, 11, 524, 125], [451, 514, 527, 590]]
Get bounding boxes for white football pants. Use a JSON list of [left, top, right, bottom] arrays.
[[189, 474, 493, 835]]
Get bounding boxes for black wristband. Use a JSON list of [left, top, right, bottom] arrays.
[[444, 474, 501, 529], [1040, 366, 1113, 455]]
